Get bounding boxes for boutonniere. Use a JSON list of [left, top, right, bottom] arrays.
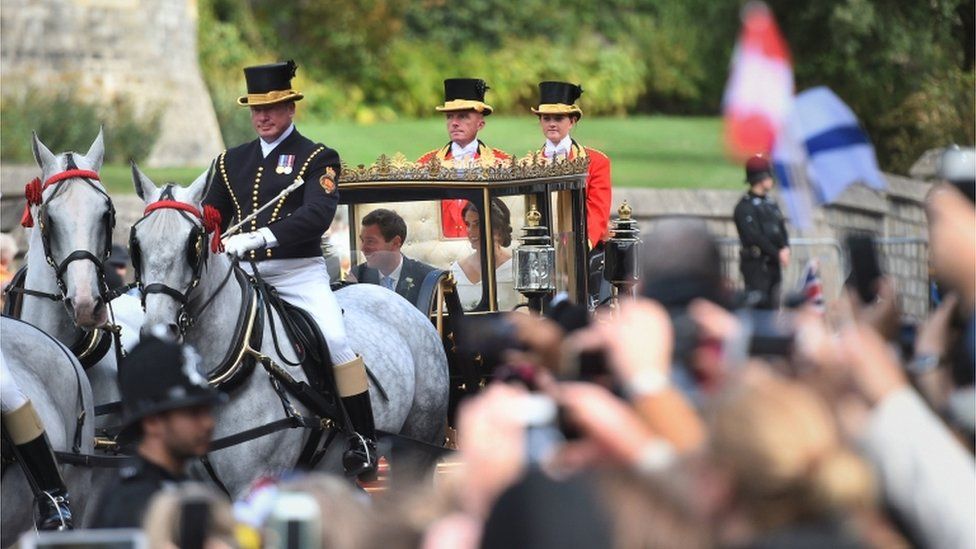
[[405, 277, 415, 291]]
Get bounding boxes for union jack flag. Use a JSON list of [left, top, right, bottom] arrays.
[[798, 258, 825, 313]]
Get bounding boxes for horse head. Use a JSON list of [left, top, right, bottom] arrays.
[[130, 164, 219, 340], [29, 130, 114, 329]]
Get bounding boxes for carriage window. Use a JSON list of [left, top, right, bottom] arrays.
[[346, 199, 527, 312], [550, 189, 580, 301]]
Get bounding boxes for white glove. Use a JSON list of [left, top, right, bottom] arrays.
[[223, 232, 266, 258]]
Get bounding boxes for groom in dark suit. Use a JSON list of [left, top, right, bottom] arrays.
[[351, 208, 437, 306]]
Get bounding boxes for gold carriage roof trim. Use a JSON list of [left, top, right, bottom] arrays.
[[338, 152, 590, 183]]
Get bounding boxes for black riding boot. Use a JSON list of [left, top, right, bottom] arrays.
[[341, 391, 378, 481], [5, 402, 73, 531]]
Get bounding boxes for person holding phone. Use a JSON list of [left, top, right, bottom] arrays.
[[733, 155, 790, 309], [90, 335, 226, 529]]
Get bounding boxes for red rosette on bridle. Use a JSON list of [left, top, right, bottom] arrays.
[[20, 177, 42, 228], [202, 205, 224, 253]]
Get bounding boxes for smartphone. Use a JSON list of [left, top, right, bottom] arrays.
[[264, 492, 321, 549], [846, 234, 882, 303], [743, 309, 795, 357], [178, 499, 209, 549]]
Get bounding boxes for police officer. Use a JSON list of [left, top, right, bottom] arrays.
[[90, 335, 225, 529], [1, 353, 73, 530], [204, 60, 378, 480], [733, 155, 790, 309]]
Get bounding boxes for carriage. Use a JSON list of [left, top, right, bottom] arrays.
[[334, 152, 639, 424]]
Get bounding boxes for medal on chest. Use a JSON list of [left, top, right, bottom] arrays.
[[276, 154, 295, 175]]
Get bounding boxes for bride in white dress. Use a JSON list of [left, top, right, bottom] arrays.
[[450, 199, 518, 311]]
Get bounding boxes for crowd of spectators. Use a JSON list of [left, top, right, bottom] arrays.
[[16, 181, 975, 549]]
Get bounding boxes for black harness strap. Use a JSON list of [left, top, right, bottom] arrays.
[[94, 401, 123, 416], [54, 451, 134, 468], [208, 416, 321, 453], [199, 455, 231, 497]]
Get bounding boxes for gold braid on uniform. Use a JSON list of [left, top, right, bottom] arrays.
[[218, 152, 244, 225], [265, 145, 326, 258]]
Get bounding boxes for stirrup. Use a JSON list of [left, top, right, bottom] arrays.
[[36, 490, 72, 531], [343, 432, 378, 481]]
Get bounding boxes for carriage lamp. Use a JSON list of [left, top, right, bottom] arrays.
[[513, 205, 556, 312], [604, 201, 642, 298]]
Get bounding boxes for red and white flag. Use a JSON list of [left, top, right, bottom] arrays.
[[722, 2, 794, 161]]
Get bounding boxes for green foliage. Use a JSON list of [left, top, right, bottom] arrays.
[[766, 0, 974, 171], [194, 0, 975, 174], [0, 88, 160, 164]]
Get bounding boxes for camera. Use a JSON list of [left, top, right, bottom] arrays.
[[457, 298, 609, 384]]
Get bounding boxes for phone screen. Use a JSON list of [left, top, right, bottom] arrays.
[[846, 234, 882, 303]]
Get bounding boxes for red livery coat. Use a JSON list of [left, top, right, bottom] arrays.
[[417, 141, 511, 237]]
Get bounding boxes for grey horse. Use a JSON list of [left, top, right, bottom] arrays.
[[130, 167, 448, 496], [18, 131, 142, 430], [1, 317, 97, 548]]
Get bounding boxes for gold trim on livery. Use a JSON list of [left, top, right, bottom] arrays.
[[435, 99, 493, 115], [237, 89, 304, 106], [531, 103, 583, 117], [339, 151, 589, 183], [218, 152, 244, 226]]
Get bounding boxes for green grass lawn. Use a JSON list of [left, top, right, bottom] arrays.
[[98, 115, 742, 193]]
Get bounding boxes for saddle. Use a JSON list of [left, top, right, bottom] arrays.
[[255, 280, 334, 400]]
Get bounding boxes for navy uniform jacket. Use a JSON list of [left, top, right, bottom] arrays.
[[205, 128, 341, 261], [352, 255, 438, 306], [733, 191, 789, 263], [89, 455, 187, 529]]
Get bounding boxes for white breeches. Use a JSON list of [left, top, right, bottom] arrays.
[[243, 257, 357, 365], [0, 353, 29, 413]]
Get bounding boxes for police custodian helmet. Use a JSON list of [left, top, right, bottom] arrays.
[[116, 333, 227, 443]]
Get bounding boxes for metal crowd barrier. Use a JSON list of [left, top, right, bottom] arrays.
[[716, 236, 930, 319]]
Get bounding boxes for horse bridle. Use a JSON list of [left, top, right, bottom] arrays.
[[18, 154, 115, 302], [129, 185, 225, 333]]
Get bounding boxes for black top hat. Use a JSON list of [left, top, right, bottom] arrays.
[[435, 78, 493, 115], [107, 244, 129, 267], [116, 334, 227, 443], [532, 81, 584, 118], [745, 154, 773, 184], [237, 60, 304, 106]]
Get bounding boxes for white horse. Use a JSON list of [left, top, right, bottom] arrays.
[[0, 317, 97, 548], [129, 167, 448, 496], [14, 131, 142, 430]]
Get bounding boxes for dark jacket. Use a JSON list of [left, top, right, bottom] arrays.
[[89, 455, 188, 529], [205, 128, 341, 261], [352, 255, 437, 306], [733, 191, 789, 263]]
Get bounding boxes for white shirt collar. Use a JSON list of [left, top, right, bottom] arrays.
[[260, 123, 295, 158], [451, 140, 480, 159], [544, 135, 573, 159]]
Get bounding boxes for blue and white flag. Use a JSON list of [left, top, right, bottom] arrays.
[[772, 86, 886, 228]]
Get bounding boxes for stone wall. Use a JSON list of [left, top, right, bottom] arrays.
[[0, 0, 223, 167], [615, 174, 933, 319]]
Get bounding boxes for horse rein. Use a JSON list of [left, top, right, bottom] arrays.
[[129, 193, 226, 334]]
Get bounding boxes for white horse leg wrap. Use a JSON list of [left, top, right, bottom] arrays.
[[3, 400, 45, 445], [334, 355, 368, 397]]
